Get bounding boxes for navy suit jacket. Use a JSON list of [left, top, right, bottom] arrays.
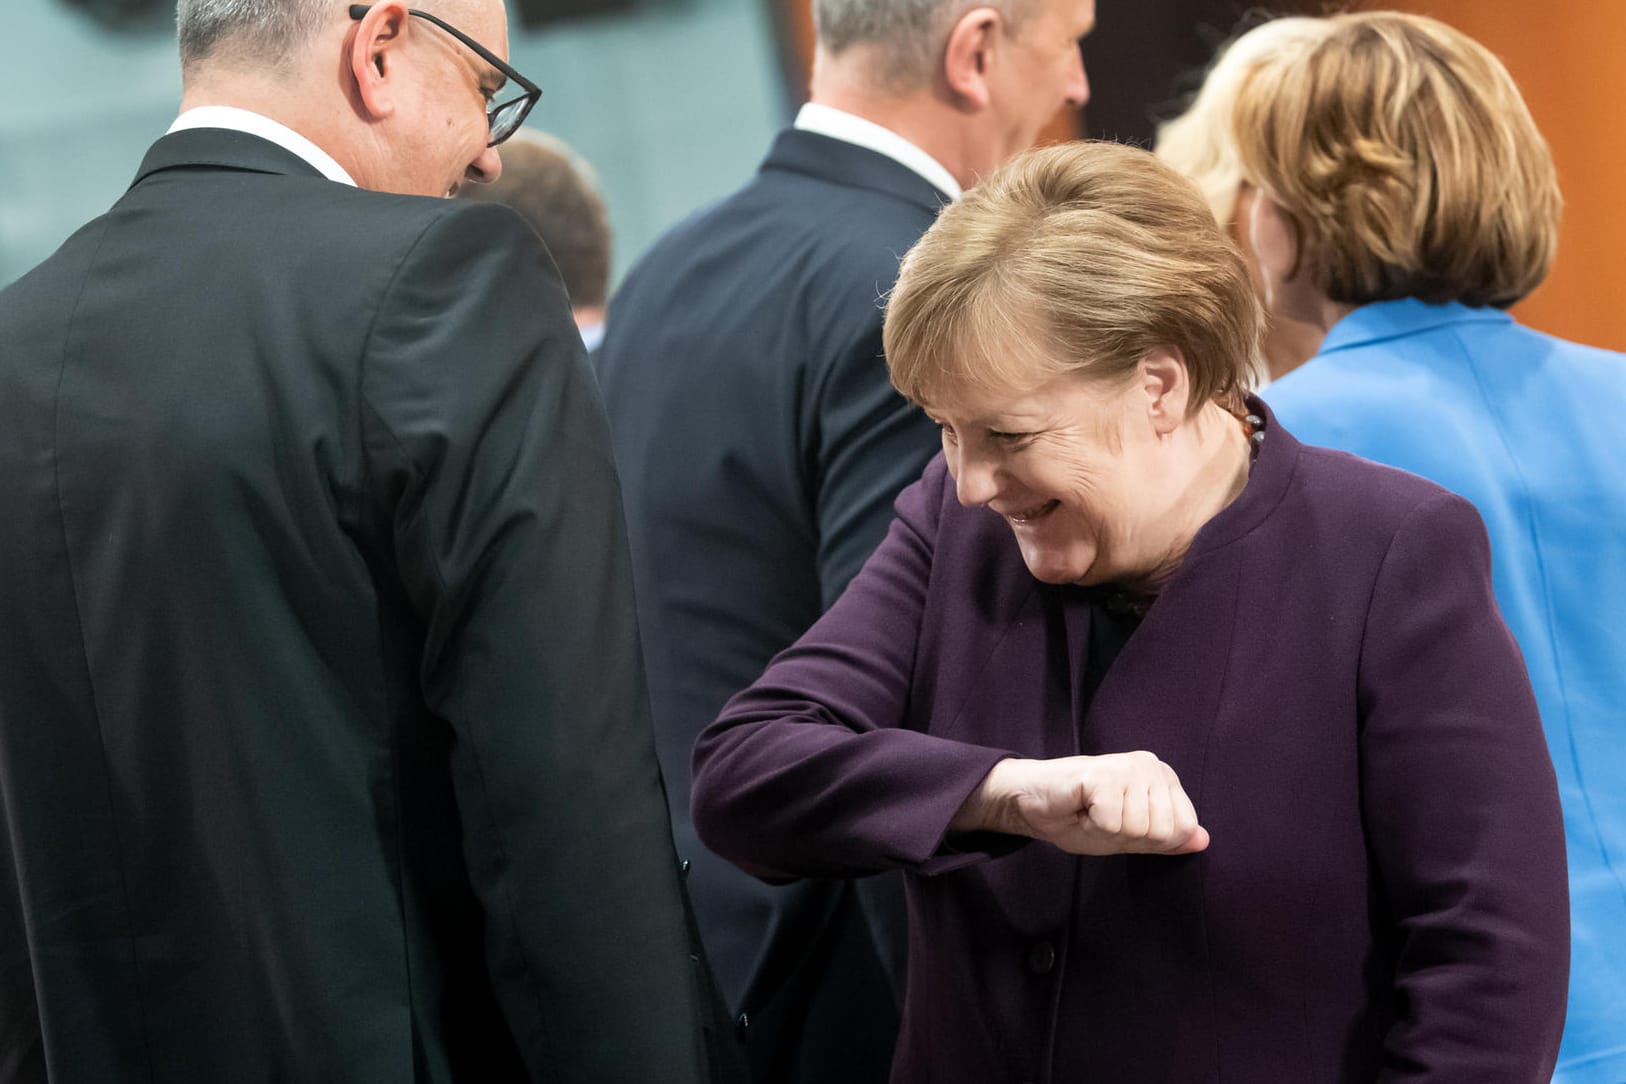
[[695, 407, 1571, 1083], [0, 130, 715, 1083], [596, 127, 947, 1081]]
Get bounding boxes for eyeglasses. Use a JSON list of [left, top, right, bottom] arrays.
[[348, 4, 541, 147]]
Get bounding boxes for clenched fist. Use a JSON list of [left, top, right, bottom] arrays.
[[950, 752, 1209, 856]]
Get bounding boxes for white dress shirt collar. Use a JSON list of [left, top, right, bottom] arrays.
[[168, 107, 358, 187], [578, 321, 606, 353], [793, 102, 961, 200]]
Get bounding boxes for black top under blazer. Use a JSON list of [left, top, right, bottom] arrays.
[[595, 128, 948, 1081], [0, 129, 715, 1083]]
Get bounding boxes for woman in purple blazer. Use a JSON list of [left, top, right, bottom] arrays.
[[691, 142, 1570, 1083]]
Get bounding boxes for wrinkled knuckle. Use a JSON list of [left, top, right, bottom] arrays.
[[1133, 751, 1163, 776]]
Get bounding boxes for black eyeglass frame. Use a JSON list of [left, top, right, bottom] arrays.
[[348, 4, 541, 147]]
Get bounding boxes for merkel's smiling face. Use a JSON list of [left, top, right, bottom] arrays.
[[923, 368, 1178, 587]]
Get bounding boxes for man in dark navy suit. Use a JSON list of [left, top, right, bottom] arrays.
[[595, 0, 1095, 1079], [0, 1, 722, 1080]]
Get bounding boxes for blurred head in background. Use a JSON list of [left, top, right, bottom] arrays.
[[1155, 16, 1332, 380], [458, 130, 612, 340]]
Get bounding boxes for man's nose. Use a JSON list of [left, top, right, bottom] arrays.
[[1067, 48, 1090, 108], [467, 144, 503, 186]]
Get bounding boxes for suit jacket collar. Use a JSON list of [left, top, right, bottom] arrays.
[[1320, 298, 1514, 356], [130, 128, 327, 190], [1177, 394, 1297, 562], [759, 127, 949, 216], [1058, 395, 1296, 736]]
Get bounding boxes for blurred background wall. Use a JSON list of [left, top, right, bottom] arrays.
[[3, 0, 1621, 351]]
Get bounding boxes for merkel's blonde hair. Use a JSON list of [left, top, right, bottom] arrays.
[[885, 141, 1260, 411], [1155, 16, 1332, 227], [1229, 11, 1561, 308]]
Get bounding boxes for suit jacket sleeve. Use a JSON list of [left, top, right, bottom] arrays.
[[811, 308, 943, 607], [1357, 492, 1569, 1081], [359, 203, 709, 1083], [693, 460, 1019, 880]]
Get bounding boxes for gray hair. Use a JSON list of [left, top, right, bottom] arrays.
[[814, 0, 1037, 91], [176, 0, 335, 70]]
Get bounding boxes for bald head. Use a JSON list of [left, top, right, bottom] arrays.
[[177, 0, 481, 76]]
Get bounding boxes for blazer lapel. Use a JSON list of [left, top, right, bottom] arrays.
[[1079, 550, 1245, 794], [1061, 594, 1092, 758]]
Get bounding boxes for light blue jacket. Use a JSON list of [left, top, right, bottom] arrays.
[[1266, 299, 1626, 1083]]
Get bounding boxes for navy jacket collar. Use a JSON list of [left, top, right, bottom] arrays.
[[760, 127, 950, 215], [130, 128, 326, 190]]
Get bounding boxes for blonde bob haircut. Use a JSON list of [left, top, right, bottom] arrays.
[[1229, 12, 1561, 308], [1155, 15, 1332, 227], [885, 141, 1260, 413]]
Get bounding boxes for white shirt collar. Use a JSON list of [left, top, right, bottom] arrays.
[[168, 107, 357, 187], [793, 102, 961, 199], [578, 321, 606, 353]]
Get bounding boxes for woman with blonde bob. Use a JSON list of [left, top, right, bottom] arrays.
[[691, 140, 1568, 1082], [1232, 15, 1626, 1080]]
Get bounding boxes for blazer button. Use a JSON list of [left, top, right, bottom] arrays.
[[1026, 940, 1056, 975]]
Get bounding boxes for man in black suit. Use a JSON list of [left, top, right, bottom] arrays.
[[595, 0, 1095, 1079], [0, 1, 717, 1080]]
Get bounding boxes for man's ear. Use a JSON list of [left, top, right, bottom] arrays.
[[942, 6, 1003, 110], [349, 2, 411, 121], [1139, 347, 1192, 435]]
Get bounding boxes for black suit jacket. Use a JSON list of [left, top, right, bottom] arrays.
[[595, 128, 947, 1082], [0, 129, 716, 1083]]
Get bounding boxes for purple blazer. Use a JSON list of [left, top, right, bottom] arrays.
[[692, 410, 1569, 1083]]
